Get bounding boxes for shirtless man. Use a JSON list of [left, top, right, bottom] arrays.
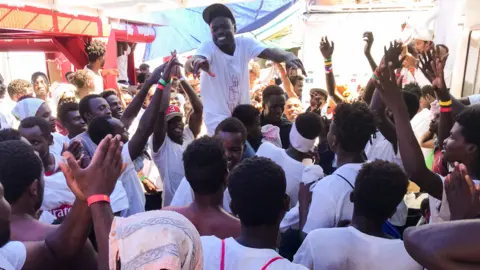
[[0, 128, 96, 269], [0, 137, 123, 270], [164, 136, 240, 239]]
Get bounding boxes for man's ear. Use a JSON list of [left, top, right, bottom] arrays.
[[28, 179, 40, 197]]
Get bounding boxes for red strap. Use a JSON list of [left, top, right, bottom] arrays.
[[261, 257, 283, 270], [220, 239, 225, 270]]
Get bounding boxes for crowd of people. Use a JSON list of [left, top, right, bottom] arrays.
[[0, 2, 480, 270]]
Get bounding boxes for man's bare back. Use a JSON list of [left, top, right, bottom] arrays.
[[11, 216, 98, 269], [165, 204, 241, 239]]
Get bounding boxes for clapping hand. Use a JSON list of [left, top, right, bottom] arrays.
[[60, 134, 125, 200], [320, 36, 334, 60], [445, 162, 480, 220]]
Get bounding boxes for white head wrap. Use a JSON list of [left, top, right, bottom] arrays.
[[12, 98, 45, 121], [289, 122, 316, 153]]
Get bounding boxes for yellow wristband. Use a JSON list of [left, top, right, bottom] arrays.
[[439, 100, 452, 107]]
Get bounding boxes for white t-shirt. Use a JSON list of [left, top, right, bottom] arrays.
[[303, 163, 364, 233], [0, 241, 26, 270], [411, 108, 432, 159], [364, 132, 407, 227], [0, 99, 15, 129], [256, 142, 305, 208], [118, 142, 146, 217], [294, 227, 422, 270], [196, 36, 266, 135], [201, 236, 307, 270], [84, 66, 104, 94], [50, 132, 69, 157], [117, 45, 131, 82], [170, 177, 232, 213], [468, 94, 480, 105], [152, 127, 195, 206], [365, 131, 403, 169]]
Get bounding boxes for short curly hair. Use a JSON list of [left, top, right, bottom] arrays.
[[228, 156, 286, 227], [183, 136, 228, 195], [7, 79, 31, 100], [214, 117, 247, 142], [0, 128, 21, 142], [71, 70, 92, 89], [0, 140, 43, 204], [85, 40, 106, 62], [354, 160, 408, 221], [332, 102, 376, 153], [57, 101, 80, 125], [295, 112, 323, 140], [455, 105, 480, 159]]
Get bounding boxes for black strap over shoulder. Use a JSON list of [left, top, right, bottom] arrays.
[[335, 174, 354, 189]]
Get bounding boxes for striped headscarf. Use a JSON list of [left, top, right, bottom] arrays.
[[109, 210, 203, 270]]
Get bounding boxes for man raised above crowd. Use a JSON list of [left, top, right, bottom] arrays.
[[191, 3, 305, 135]]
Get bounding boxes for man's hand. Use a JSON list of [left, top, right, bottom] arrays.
[[141, 177, 158, 194], [192, 56, 215, 78], [162, 51, 182, 83], [285, 55, 306, 76], [383, 40, 404, 70], [320, 36, 334, 59], [363, 32, 374, 56], [60, 134, 124, 200], [377, 61, 403, 110], [445, 163, 480, 220]]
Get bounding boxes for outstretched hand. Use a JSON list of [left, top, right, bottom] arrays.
[[419, 46, 449, 99], [60, 134, 125, 200], [192, 56, 215, 79], [445, 162, 480, 221], [376, 51, 403, 110], [320, 36, 334, 59], [383, 40, 404, 70]]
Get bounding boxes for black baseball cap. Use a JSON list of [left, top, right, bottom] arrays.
[[202, 3, 236, 25]]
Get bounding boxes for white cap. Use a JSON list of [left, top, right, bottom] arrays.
[[413, 28, 434, 42]]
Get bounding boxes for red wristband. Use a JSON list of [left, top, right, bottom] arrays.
[[87, 195, 110, 207], [157, 84, 165, 91], [440, 107, 452, 113]]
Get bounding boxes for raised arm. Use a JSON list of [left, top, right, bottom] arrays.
[[274, 62, 296, 99], [369, 87, 398, 151], [376, 44, 443, 199], [258, 48, 306, 76], [61, 134, 124, 269], [23, 135, 124, 270], [120, 62, 168, 128], [320, 37, 344, 105], [174, 66, 203, 138], [128, 57, 178, 160], [363, 32, 378, 72]]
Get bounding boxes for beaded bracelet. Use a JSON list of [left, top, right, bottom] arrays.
[[325, 66, 333, 74], [439, 100, 452, 107]]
